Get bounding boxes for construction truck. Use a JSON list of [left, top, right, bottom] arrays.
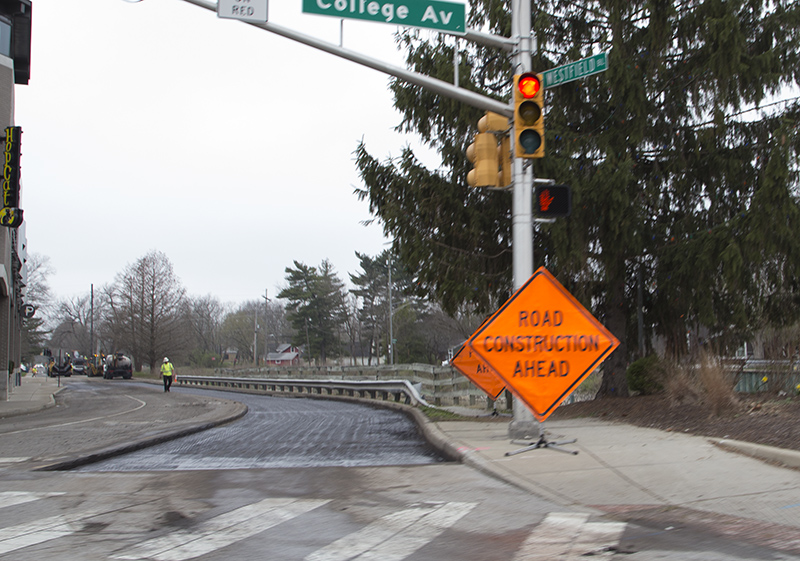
[[48, 351, 72, 377], [104, 352, 133, 380], [87, 353, 106, 377]]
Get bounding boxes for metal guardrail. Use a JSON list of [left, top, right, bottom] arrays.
[[176, 375, 431, 407]]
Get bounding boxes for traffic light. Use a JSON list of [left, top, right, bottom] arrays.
[[498, 136, 511, 188], [467, 112, 509, 188], [513, 73, 544, 158], [534, 184, 571, 217], [466, 132, 498, 187]]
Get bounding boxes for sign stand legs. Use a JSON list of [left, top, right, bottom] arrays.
[[506, 426, 578, 456]]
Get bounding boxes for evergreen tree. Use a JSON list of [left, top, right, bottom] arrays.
[[350, 251, 391, 365], [355, 0, 800, 396], [279, 260, 346, 365]]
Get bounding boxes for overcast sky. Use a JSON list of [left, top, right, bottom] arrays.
[[16, 0, 441, 307]]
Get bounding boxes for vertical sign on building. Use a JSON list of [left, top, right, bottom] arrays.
[[1, 126, 23, 228]]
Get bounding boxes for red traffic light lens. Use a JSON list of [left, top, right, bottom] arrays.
[[518, 74, 541, 98]]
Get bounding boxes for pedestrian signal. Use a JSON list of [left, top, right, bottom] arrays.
[[534, 184, 571, 217]]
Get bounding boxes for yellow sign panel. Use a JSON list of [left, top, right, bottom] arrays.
[[468, 267, 619, 421], [450, 343, 505, 400]]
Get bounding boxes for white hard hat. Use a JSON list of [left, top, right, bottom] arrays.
[[163, 357, 169, 363]]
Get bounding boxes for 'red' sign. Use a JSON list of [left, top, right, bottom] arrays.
[[468, 267, 619, 421]]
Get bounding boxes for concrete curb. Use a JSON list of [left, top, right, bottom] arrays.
[[408, 411, 587, 507], [33, 401, 249, 471], [711, 438, 800, 470]]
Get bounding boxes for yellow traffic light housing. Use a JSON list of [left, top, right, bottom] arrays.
[[467, 132, 499, 187], [467, 112, 510, 188], [513, 73, 544, 158]]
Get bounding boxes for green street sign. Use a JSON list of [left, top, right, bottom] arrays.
[[542, 52, 609, 89], [302, 0, 466, 34]]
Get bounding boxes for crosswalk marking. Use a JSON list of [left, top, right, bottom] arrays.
[[306, 501, 476, 561], [567, 521, 626, 558], [0, 505, 109, 555], [513, 512, 625, 560], [0, 492, 627, 561], [0, 491, 63, 509], [113, 498, 330, 561]]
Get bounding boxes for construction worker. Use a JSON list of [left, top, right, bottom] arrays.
[[160, 357, 175, 392]]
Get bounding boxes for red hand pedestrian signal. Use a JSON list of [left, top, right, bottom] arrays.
[[539, 189, 554, 212], [534, 184, 571, 217]]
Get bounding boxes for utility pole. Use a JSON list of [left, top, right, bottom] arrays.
[[507, 0, 540, 440], [253, 306, 258, 367], [262, 289, 270, 365], [388, 253, 394, 366], [90, 284, 94, 359]]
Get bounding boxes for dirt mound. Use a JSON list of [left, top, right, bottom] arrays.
[[549, 394, 800, 452]]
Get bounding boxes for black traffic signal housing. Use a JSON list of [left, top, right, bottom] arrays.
[[534, 184, 571, 217], [513, 73, 544, 158]]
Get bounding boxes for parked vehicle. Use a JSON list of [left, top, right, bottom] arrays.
[[104, 353, 133, 380], [71, 356, 89, 375], [87, 354, 105, 377], [48, 355, 72, 377]]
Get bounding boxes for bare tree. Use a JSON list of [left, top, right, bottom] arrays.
[[185, 294, 226, 354], [104, 251, 187, 372], [21, 253, 54, 360], [220, 300, 260, 363], [49, 294, 94, 354]]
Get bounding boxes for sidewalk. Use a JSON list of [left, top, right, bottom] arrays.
[[0, 373, 65, 418], [425, 412, 800, 538]]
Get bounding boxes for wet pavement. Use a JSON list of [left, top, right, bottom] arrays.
[[77, 386, 445, 471]]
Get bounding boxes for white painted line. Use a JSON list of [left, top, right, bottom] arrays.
[[305, 504, 439, 561], [353, 502, 476, 561], [2, 395, 147, 436], [0, 506, 109, 555], [567, 521, 626, 559], [513, 512, 590, 559], [513, 512, 626, 561], [0, 491, 63, 509], [114, 498, 330, 561]]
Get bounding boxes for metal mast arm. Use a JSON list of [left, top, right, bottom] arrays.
[[178, 0, 512, 117]]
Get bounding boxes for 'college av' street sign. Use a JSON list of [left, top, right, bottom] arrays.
[[542, 52, 608, 89], [303, 0, 466, 34]]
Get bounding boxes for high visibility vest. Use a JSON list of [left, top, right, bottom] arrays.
[[161, 363, 174, 376]]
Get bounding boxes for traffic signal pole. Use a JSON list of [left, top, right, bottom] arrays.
[[507, 0, 540, 440], [170, 0, 540, 439]]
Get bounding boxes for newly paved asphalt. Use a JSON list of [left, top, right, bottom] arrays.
[[2, 373, 799, 553]]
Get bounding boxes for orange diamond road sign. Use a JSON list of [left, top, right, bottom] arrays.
[[468, 267, 619, 422], [450, 343, 505, 400]]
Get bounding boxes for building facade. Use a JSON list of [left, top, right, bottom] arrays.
[[0, 0, 31, 401]]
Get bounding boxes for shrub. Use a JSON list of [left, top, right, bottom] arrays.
[[697, 354, 738, 415], [626, 354, 664, 395], [187, 350, 222, 369]]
